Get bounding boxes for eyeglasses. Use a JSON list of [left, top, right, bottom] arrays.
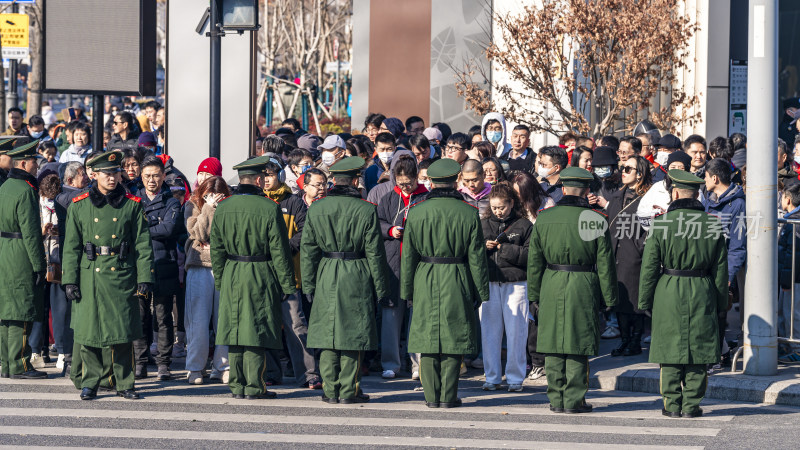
[[306, 183, 326, 189], [621, 166, 638, 174], [445, 145, 463, 153]]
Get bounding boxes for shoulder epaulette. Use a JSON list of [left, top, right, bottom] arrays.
[[362, 198, 377, 206], [591, 208, 608, 217], [125, 193, 141, 203], [72, 192, 90, 203], [409, 198, 426, 208], [462, 201, 478, 209], [25, 180, 35, 190]]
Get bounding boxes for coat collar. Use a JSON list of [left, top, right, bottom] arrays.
[[235, 183, 266, 196], [8, 168, 38, 192], [328, 185, 362, 199], [426, 187, 463, 200], [556, 195, 590, 208], [89, 184, 127, 208], [667, 197, 705, 212]]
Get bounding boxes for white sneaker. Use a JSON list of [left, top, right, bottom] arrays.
[[643, 335, 652, 344], [470, 358, 484, 369], [508, 384, 523, 392], [482, 382, 500, 391], [30, 353, 45, 369], [56, 354, 66, 370], [601, 326, 620, 339], [209, 369, 223, 381], [411, 370, 420, 380], [187, 371, 204, 385], [221, 369, 229, 384], [381, 369, 396, 379], [528, 365, 545, 380]]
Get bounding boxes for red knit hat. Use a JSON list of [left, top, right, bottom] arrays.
[[197, 157, 222, 176]]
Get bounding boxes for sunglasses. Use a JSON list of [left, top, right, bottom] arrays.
[[621, 166, 638, 174]]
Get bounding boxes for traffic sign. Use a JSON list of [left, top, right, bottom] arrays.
[[0, 13, 29, 60], [324, 61, 351, 73]]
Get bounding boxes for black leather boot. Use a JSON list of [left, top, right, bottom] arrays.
[[625, 332, 643, 356]]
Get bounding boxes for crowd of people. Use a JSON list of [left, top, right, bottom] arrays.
[[1, 100, 800, 415]]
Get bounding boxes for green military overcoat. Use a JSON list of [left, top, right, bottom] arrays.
[[638, 199, 728, 364], [62, 185, 154, 347], [400, 189, 490, 355], [0, 169, 46, 321], [210, 184, 297, 349], [527, 196, 618, 356], [301, 186, 390, 351]]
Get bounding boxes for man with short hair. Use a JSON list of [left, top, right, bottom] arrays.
[[639, 170, 728, 418], [27, 115, 47, 141], [405, 116, 425, 135], [537, 146, 568, 203], [133, 158, 182, 381], [443, 132, 471, 165], [617, 136, 642, 163], [400, 158, 490, 408], [365, 132, 396, 192], [683, 135, 707, 177], [210, 155, 297, 400], [318, 134, 347, 175], [62, 150, 155, 400], [460, 159, 492, 219], [0, 140, 47, 379], [528, 167, 617, 414], [4, 107, 28, 136], [302, 157, 390, 404], [285, 148, 314, 194], [502, 125, 535, 173], [141, 101, 161, 133]]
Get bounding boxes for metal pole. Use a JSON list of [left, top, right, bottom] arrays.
[[743, 0, 778, 376], [92, 94, 104, 151], [6, 2, 18, 110], [301, 92, 308, 131], [266, 77, 273, 126], [209, 0, 221, 159]]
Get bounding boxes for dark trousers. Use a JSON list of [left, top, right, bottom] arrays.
[[527, 320, 544, 367], [0, 320, 32, 375], [419, 353, 461, 404], [81, 342, 135, 392], [133, 294, 173, 367], [618, 312, 644, 341], [50, 284, 73, 355], [175, 285, 185, 333]]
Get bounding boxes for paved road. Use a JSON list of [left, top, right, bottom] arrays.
[[1, 364, 799, 449]]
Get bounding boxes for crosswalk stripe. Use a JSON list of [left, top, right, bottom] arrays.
[[0, 391, 735, 421], [0, 407, 720, 437], [0, 426, 706, 449]]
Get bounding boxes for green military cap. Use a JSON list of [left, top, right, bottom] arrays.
[[233, 155, 272, 175], [427, 158, 461, 183], [0, 137, 15, 154], [7, 139, 40, 160], [560, 166, 594, 188], [667, 169, 704, 190], [329, 156, 366, 177], [86, 150, 123, 172]]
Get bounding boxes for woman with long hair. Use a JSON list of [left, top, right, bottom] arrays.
[[184, 176, 232, 384], [607, 155, 653, 357]]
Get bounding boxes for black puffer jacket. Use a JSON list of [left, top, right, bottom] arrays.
[[377, 184, 428, 301], [481, 211, 532, 282], [137, 185, 182, 296]]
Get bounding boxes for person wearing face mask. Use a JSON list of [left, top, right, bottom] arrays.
[[417, 159, 433, 194], [318, 136, 346, 174], [28, 115, 49, 142], [480, 113, 512, 158], [651, 135, 682, 182], [285, 148, 314, 195], [364, 132, 396, 192], [59, 122, 93, 163], [636, 151, 692, 231], [376, 155, 428, 380], [537, 146, 568, 203], [589, 146, 621, 209]]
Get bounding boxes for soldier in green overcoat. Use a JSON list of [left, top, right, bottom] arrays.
[[62, 151, 154, 400], [210, 155, 297, 400], [400, 158, 490, 408], [0, 140, 47, 379], [301, 157, 390, 404], [527, 167, 618, 414], [639, 170, 728, 418], [0, 137, 17, 187]]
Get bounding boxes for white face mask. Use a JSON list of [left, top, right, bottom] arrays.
[[537, 166, 552, 179], [422, 180, 432, 191], [594, 166, 613, 178], [378, 152, 393, 165], [30, 130, 45, 139], [321, 152, 336, 167], [655, 151, 669, 166]]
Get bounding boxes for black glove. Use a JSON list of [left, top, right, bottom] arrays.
[[137, 283, 153, 297], [34, 271, 46, 287], [378, 297, 395, 308], [65, 284, 81, 301]]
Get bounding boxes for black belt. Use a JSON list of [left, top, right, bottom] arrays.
[[95, 246, 121, 256], [662, 268, 710, 277], [0, 231, 22, 239], [547, 263, 596, 273], [323, 251, 366, 260], [420, 256, 466, 264], [226, 254, 270, 262]]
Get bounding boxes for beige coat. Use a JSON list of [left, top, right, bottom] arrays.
[[184, 200, 214, 269]]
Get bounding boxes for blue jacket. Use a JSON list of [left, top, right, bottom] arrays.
[[137, 185, 182, 296], [364, 156, 385, 192], [778, 206, 800, 289], [702, 183, 746, 283]]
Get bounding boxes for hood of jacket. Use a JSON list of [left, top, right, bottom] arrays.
[[480, 112, 512, 157], [386, 149, 414, 185], [705, 183, 745, 208]]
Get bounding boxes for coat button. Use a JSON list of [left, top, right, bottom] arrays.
[[95, 268, 100, 272], [112, 235, 117, 239], [94, 218, 99, 222], [111, 267, 116, 271], [95, 235, 100, 239], [113, 218, 117, 222], [110, 252, 115, 256]]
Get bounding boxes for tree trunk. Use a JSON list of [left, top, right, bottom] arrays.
[[26, 3, 43, 117]]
